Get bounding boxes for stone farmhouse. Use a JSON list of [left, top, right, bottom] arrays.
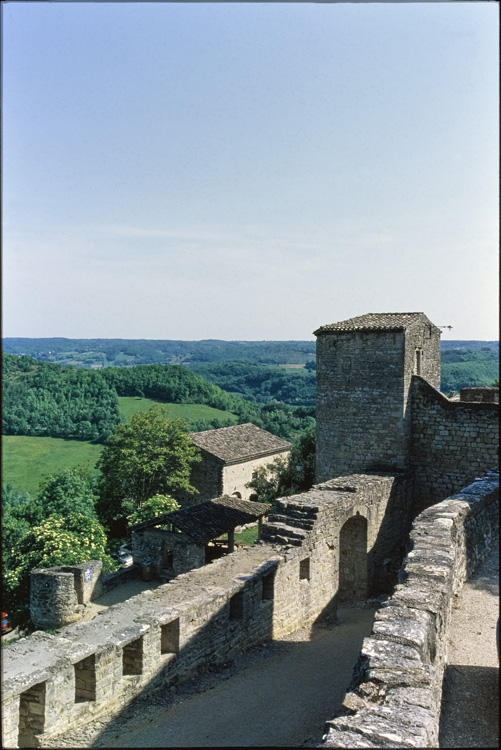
[[2, 311, 498, 749], [188, 422, 291, 502]]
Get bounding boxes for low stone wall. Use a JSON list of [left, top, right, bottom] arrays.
[[30, 562, 104, 630], [321, 468, 499, 748]]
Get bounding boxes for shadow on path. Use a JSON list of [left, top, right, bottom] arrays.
[[92, 605, 375, 748], [439, 546, 499, 749]]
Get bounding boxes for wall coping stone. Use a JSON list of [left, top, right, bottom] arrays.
[[321, 468, 499, 748]]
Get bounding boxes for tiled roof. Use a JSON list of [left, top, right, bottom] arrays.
[[314, 312, 437, 335], [129, 495, 270, 544], [190, 423, 291, 463]]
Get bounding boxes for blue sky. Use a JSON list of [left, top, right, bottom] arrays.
[[2, 2, 499, 341]]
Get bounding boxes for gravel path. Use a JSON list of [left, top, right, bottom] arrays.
[[41, 605, 376, 748], [439, 545, 499, 748]]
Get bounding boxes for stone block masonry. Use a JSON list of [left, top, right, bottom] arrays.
[[2, 473, 410, 748], [321, 468, 499, 748], [411, 377, 498, 512], [30, 562, 143, 631], [315, 314, 441, 482]]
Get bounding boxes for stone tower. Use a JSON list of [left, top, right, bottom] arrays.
[[314, 312, 441, 483]]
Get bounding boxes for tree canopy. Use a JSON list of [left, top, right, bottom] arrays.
[[26, 468, 98, 526], [126, 493, 180, 527], [96, 407, 201, 530], [246, 425, 316, 506]]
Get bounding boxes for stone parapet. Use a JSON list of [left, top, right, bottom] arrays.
[[321, 468, 499, 748], [3, 473, 412, 748]]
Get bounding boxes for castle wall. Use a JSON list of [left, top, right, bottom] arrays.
[[321, 468, 499, 749], [460, 386, 499, 403], [2, 473, 408, 747], [411, 376, 499, 511]]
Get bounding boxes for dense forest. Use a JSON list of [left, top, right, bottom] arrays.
[[440, 347, 499, 393], [2, 355, 121, 442], [2, 355, 314, 443], [189, 362, 316, 406]]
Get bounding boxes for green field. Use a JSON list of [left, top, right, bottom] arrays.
[[117, 397, 237, 425], [2, 435, 103, 497], [2, 399, 237, 497]]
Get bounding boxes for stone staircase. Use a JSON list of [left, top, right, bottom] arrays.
[[261, 503, 318, 546]]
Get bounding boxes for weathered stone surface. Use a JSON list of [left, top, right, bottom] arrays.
[[320, 470, 498, 749]]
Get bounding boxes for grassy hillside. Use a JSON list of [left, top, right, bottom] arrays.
[[117, 397, 238, 424], [2, 399, 238, 497], [2, 435, 102, 496]]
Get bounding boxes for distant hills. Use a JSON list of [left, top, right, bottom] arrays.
[[2, 337, 498, 369], [2, 338, 317, 368], [2, 337, 498, 396]]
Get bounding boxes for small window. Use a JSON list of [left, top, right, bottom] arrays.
[[18, 681, 46, 746], [262, 572, 275, 601], [342, 357, 352, 371], [161, 619, 180, 654], [415, 349, 422, 375], [229, 591, 244, 620], [299, 558, 311, 581], [74, 654, 96, 702], [122, 637, 143, 676]]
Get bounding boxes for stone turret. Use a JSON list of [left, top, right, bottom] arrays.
[[314, 312, 441, 482]]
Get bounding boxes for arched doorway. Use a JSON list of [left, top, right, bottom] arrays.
[[338, 514, 368, 602]]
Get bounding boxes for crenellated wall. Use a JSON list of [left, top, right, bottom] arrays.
[[460, 386, 499, 403], [2, 473, 410, 748], [321, 468, 499, 749]]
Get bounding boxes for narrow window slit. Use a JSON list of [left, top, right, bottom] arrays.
[[300, 558, 311, 581], [229, 591, 244, 620], [74, 653, 96, 702], [122, 637, 144, 676], [161, 619, 180, 654]]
